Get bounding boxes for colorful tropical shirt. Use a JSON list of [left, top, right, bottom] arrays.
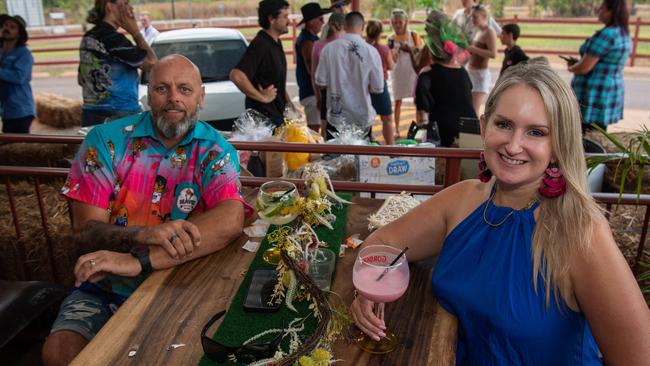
[[571, 26, 631, 126], [78, 21, 145, 113], [63, 112, 251, 297]]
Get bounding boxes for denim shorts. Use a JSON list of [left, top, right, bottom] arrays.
[[371, 82, 392, 116], [50, 287, 125, 341]]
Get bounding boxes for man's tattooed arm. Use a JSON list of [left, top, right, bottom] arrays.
[[74, 220, 139, 254]]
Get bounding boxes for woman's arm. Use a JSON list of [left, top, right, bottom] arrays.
[[568, 55, 599, 75], [571, 217, 650, 365]]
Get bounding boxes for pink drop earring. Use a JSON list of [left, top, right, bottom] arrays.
[[477, 152, 492, 183], [538, 163, 566, 198]]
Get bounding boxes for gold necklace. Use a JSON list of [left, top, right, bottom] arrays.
[[482, 187, 538, 228]]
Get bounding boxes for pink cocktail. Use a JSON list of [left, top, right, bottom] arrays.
[[352, 245, 410, 354], [353, 266, 408, 303]]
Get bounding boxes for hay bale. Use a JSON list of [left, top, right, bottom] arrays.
[[34, 92, 82, 129], [0, 142, 78, 168], [0, 179, 76, 286]]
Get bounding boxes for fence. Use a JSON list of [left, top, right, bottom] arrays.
[[29, 16, 650, 67], [0, 134, 648, 278]]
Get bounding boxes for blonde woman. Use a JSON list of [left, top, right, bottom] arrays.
[[351, 62, 650, 364], [388, 8, 423, 139], [466, 4, 497, 116]]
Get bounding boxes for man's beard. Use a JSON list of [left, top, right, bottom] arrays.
[[154, 108, 200, 140]]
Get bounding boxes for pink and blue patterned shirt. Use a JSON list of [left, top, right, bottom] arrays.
[[63, 112, 251, 297]]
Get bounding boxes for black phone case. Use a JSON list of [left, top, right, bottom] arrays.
[[243, 269, 281, 312]]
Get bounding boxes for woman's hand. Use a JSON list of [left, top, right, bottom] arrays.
[[350, 294, 387, 341]]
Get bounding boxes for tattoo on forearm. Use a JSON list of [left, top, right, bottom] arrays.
[[74, 220, 138, 254]]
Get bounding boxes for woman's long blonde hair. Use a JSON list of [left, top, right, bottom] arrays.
[[483, 61, 602, 310]]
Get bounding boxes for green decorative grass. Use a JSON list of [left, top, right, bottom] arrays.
[[198, 192, 351, 366]]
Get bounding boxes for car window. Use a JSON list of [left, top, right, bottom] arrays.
[[141, 39, 247, 84]]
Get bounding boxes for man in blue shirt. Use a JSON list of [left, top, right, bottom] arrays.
[[0, 15, 35, 133]]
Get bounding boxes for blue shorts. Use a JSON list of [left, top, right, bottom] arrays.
[[50, 286, 126, 341], [371, 81, 392, 116]]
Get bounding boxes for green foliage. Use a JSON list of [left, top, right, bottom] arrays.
[[491, 0, 509, 18], [372, 0, 418, 19], [586, 125, 650, 201], [0, 0, 6, 14], [536, 0, 598, 17]]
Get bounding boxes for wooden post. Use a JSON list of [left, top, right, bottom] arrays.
[[352, 0, 360, 12], [631, 17, 641, 67]]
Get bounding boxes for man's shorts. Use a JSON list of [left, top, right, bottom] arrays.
[[371, 81, 392, 116], [467, 66, 492, 94], [299, 95, 321, 126], [81, 109, 138, 127], [50, 287, 124, 341]]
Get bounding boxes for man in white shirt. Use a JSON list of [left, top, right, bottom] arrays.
[[140, 12, 159, 44], [315, 11, 383, 135]]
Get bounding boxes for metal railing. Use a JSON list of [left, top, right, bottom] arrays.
[[0, 134, 648, 275]]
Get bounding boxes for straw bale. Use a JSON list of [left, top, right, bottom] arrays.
[[0, 179, 76, 286], [0, 142, 78, 168], [34, 93, 82, 129]]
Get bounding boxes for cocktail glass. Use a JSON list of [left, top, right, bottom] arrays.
[[256, 181, 300, 265], [352, 244, 410, 354]]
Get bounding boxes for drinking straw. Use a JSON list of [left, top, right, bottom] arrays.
[[376, 246, 409, 281]]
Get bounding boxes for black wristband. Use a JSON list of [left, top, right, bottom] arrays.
[[130, 245, 152, 275]]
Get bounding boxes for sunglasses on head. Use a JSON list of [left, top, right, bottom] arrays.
[[201, 311, 283, 363]]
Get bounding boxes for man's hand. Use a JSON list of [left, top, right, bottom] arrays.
[[74, 251, 142, 287], [133, 219, 201, 259], [257, 84, 277, 103]]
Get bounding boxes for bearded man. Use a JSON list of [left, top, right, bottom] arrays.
[[42, 55, 251, 366]]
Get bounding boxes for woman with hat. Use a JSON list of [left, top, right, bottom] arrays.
[[414, 11, 474, 147], [0, 14, 35, 133], [295, 3, 330, 133]]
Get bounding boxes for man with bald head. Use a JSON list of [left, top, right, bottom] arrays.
[[42, 55, 250, 366]]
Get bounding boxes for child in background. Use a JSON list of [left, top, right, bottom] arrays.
[[499, 23, 529, 75]]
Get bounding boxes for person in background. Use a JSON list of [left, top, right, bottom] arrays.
[[499, 23, 529, 76], [388, 8, 423, 139], [78, 0, 157, 127], [140, 11, 159, 44], [568, 0, 631, 132], [42, 55, 250, 366], [415, 11, 474, 147], [295, 3, 329, 133], [311, 12, 345, 140], [230, 0, 292, 127], [351, 60, 650, 365], [466, 4, 497, 116], [366, 19, 395, 145], [315, 12, 383, 136], [320, 0, 350, 39], [0, 15, 35, 133], [452, 0, 501, 40]]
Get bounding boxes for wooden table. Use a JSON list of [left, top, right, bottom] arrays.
[[71, 197, 455, 366]]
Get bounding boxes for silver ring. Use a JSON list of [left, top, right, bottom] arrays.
[[89, 259, 97, 266], [169, 234, 179, 242]]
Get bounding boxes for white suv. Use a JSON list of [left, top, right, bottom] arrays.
[[139, 28, 247, 131]]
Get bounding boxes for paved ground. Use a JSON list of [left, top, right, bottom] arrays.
[[31, 63, 650, 139]]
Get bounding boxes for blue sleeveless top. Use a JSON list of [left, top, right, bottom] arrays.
[[431, 194, 602, 365]]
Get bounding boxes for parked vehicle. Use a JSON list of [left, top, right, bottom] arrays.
[[139, 28, 247, 131]]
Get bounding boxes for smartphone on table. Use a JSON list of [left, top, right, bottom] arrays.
[[243, 269, 281, 312]]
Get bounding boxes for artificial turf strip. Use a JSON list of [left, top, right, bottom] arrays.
[[199, 192, 351, 366]]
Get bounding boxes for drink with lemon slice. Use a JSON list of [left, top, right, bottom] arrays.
[[256, 181, 299, 226]]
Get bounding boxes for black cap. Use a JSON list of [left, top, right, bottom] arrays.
[[298, 3, 331, 26]]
